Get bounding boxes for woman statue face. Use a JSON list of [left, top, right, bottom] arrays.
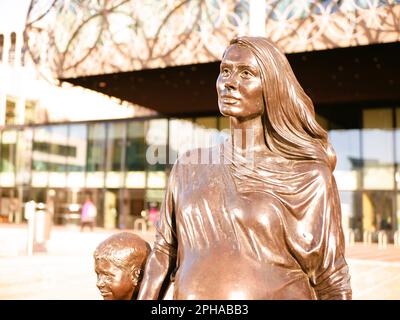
[[216, 44, 264, 121]]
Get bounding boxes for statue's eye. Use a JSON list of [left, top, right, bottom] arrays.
[[241, 70, 252, 78], [221, 68, 230, 76]]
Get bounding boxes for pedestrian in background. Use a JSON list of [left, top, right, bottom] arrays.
[[80, 194, 97, 232]]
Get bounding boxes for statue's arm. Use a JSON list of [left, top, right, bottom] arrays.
[[310, 171, 352, 300], [137, 167, 178, 300], [287, 165, 352, 300], [136, 237, 176, 300]]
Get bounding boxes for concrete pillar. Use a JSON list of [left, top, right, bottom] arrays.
[[249, 0, 266, 36], [2, 32, 10, 66], [14, 31, 23, 68]]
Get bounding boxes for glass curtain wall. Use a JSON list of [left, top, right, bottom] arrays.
[[105, 122, 126, 229], [0, 130, 18, 223], [86, 123, 106, 227], [1, 110, 400, 238], [0, 130, 17, 187], [124, 121, 147, 228], [361, 109, 395, 239], [145, 119, 168, 224]]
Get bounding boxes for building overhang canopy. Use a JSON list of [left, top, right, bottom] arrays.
[[61, 42, 400, 116]]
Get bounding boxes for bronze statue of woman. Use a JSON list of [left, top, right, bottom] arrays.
[[137, 36, 352, 300]]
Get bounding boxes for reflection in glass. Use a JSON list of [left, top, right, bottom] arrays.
[[396, 194, 400, 232], [32, 127, 51, 187], [0, 130, 17, 187], [329, 129, 361, 190], [169, 118, 194, 163], [105, 122, 126, 188], [67, 124, 87, 188], [1, 131, 17, 172], [394, 109, 400, 189], [362, 109, 394, 190], [122, 189, 146, 229], [146, 119, 167, 173], [106, 123, 125, 171], [362, 191, 394, 234], [5, 98, 17, 125], [48, 125, 68, 188], [339, 191, 362, 241], [126, 121, 146, 171], [16, 129, 33, 186], [87, 123, 106, 188], [104, 189, 118, 229]]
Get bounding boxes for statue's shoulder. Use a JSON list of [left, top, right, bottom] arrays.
[[294, 160, 333, 183]]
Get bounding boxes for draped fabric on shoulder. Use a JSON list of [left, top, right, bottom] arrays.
[[228, 143, 351, 299], [138, 142, 352, 300]]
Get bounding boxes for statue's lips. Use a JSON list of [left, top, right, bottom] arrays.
[[221, 96, 240, 105], [100, 290, 112, 297]]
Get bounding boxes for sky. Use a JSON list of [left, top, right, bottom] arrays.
[[0, 0, 31, 32]]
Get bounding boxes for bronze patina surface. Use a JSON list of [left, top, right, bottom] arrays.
[[138, 37, 352, 300], [94, 232, 150, 300]]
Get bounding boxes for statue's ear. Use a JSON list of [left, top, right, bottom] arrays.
[[131, 267, 141, 286]]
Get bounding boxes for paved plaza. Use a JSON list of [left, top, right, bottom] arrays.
[[0, 223, 399, 300]]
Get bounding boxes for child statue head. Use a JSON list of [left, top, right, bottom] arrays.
[[94, 232, 151, 300]]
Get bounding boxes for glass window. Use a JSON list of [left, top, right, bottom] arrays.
[[32, 127, 51, 187], [329, 129, 361, 190], [0, 130, 17, 187], [67, 124, 87, 188], [48, 125, 69, 172], [1, 130, 17, 172], [105, 122, 126, 188], [87, 123, 106, 188], [339, 191, 362, 241], [126, 121, 146, 171], [394, 108, 400, 189], [125, 121, 146, 188], [219, 116, 230, 131], [362, 191, 395, 234], [169, 118, 194, 165], [5, 97, 17, 125], [16, 129, 33, 186], [121, 189, 146, 229], [48, 125, 68, 188], [87, 123, 106, 172], [396, 193, 400, 232], [24, 100, 37, 125], [362, 108, 394, 190], [146, 119, 167, 188], [106, 123, 125, 172], [218, 116, 230, 144], [146, 119, 168, 170]]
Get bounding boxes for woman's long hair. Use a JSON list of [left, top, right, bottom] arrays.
[[229, 36, 336, 171]]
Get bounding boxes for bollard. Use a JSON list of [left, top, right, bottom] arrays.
[[394, 230, 400, 248], [25, 201, 36, 256], [378, 231, 388, 249], [134, 218, 148, 233], [363, 230, 372, 246]]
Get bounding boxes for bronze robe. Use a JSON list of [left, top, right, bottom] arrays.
[[138, 141, 352, 300]]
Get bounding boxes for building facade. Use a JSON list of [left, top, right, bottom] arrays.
[[1, 1, 400, 244]]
